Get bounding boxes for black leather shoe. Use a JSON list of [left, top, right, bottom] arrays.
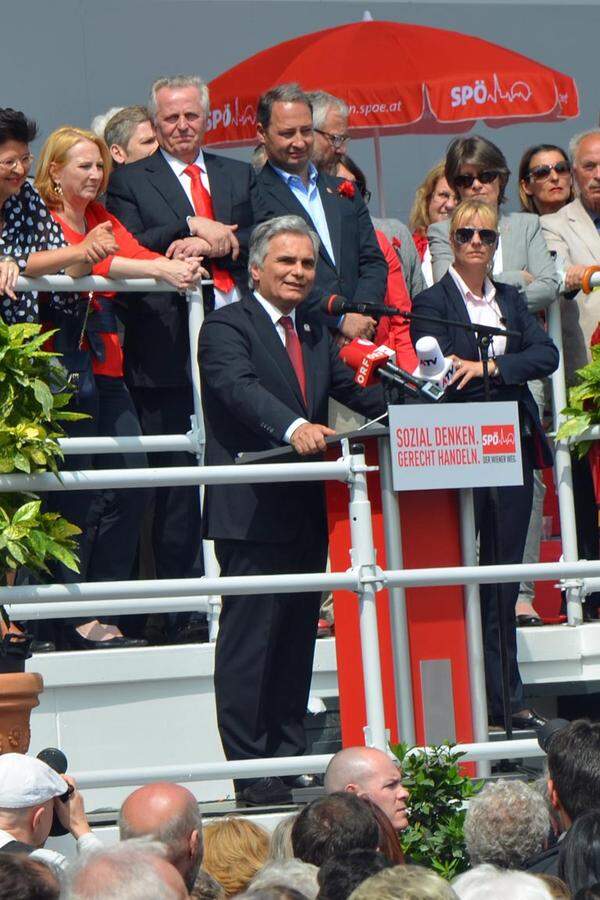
[[65, 629, 148, 650], [31, 640, 55, 653], [516, 614, 544, 627], [511, 709, 548, 730], [171, 621, 209, 644], [239, 777, 292, 806], [282, 774, 322, 789]]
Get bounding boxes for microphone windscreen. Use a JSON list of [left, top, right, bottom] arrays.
[[415, 336, 446, 377], [339, 338, 376, 371], [37, 747, 68, 775]]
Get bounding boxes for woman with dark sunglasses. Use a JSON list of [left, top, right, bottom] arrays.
[[430, 135, 560, 627], [429, 135, 560, 313], [519, 144, 573, 216], [411, 198, 559, 731]]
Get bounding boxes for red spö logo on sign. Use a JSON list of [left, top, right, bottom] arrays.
[[481, 424, 516, 455]]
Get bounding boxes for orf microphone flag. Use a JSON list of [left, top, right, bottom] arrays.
[[339, 338, 396, 386]]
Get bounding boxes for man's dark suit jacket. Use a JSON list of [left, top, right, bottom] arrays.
[[410, 273, 559, 466], [198, 293, 385, 544], [253, 163, 387, 328], [106, 148, 256, 387]]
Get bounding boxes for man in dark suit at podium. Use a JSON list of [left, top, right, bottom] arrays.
[[199, 215, 385, 805], [106, 76, 256, 623], [253, 83, 387, 339]]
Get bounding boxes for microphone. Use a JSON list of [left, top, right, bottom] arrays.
[[324, 295, 401, 318], [413, 336, 455, 391], [339, 339, 445, 403], [37, 748, 70, 836]]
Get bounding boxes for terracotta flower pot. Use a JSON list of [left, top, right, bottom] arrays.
[[0, 672, 43, 755]]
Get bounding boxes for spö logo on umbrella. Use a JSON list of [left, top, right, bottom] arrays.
[[206, 98, 256, 132], [450, 74, 533, 108]]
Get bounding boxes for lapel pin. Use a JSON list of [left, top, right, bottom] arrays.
[[304, 323, 311, 332]]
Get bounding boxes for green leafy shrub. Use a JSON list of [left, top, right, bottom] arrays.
[[0, 321, 85, 579], [392, 741, 481, 880], [555, 343, 600, 456]]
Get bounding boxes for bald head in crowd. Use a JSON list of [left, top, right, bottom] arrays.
[[119, 782, 202, 891], [324, 747, 410, 831]]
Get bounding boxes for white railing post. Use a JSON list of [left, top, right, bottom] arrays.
[[459, 488, 490, 778], [186, 285, 221, 640], [547, 299, 584, 625], [377, 434, 416, 745], [345, 441, 388, 751]]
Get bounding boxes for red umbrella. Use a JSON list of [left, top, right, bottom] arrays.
[[204, 14, 579, 213]]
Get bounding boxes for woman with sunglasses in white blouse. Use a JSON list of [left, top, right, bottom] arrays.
[[412, 198, 559, 730]]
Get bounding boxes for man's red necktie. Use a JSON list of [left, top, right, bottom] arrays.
[[183, 164, 235, 294], [279, 316, 307, 405]]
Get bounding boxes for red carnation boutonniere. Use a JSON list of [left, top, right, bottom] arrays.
[[337, 180, 356, 199], [412, 231, 429, 261]]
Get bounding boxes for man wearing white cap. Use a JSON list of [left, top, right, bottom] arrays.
[[0, 753, 99, 872]]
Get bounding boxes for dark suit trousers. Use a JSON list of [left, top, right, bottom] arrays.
[[129, 386, 203, 581], [474, 440, 534, 718], [214, 518, 328, 762]]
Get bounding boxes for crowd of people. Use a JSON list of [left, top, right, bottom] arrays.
[[1, 73, 600, 808], [1, 721, 600, 897]]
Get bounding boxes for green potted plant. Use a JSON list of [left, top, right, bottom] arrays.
[[0, 320, 83, 751], [392, 741, 481, 880], [555, 342, 600, 455]]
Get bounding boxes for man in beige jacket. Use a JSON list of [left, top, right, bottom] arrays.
[[541, 129, 600, 385]]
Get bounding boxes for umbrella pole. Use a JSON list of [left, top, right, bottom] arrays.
[[373, 130, 386, 218]]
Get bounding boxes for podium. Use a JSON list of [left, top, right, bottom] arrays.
[[326, 427, 476, 750]]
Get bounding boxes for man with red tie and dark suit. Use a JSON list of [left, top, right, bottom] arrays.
[[253, 84, 387, 340], [199, 215, 385, 805], [106, 76, 256, 637]]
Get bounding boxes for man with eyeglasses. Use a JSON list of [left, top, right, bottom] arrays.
[[253, 83, 387, 342], [307, 90, 350, 176]]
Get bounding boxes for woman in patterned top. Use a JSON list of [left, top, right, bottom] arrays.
[[0, 107, 118, 322]]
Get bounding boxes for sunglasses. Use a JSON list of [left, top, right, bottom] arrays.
[[526, 161, 571, 182], [454, 227, 498, 246], [454, 170, 500, 189]]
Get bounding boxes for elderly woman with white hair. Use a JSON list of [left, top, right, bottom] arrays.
[[452, 865, 554, 900], [464, 780, 550, 869]]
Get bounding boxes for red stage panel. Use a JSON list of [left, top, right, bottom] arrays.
[[326, 438, 474, 748]]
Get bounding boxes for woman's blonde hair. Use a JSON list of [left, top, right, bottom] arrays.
[[202, 817, 269, 897], [408, 161, 447, 234], [35, 126, 112, 209], [450, 198, 498, 235]]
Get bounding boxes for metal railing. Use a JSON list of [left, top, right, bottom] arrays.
[[2, 272, 596, 787]]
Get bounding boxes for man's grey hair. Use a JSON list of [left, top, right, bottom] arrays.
[[569, 129, 600, 164], [464, 779, 549, 869], [91, 107, 124, 139], [63, 839, 180, 900], [248, 216, 320, 288], [452, 864, 553, 899], [149, 75, 210, 120], [306, 91, 349, 131], [349, 865, 458, 900], [256, 83, 312, 130], [246, 860, 318, 899], [104, 106, 152, 150]]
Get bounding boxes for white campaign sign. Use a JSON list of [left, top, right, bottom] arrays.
[[388, 402, 523, 491]]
